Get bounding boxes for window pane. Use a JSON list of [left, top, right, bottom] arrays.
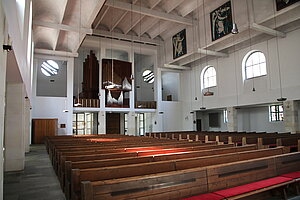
[[279, 113, 284, 121], [260, 63, 267, 75], [253, 64, 260, 77], [251, 53, 260, 65], [78, 114, 84, 121], [78, 130, 84, 135], [245, 51, 267, 79], [246, 67, 253, 79], [78, 122, 85, 129], [271, 106, 276, 112], [279, 105, 283, 112]]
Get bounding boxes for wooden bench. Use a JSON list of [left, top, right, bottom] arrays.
[[67, 147, 284, 200], [64, 145, 257, 198], [80, 151, 300, 200]]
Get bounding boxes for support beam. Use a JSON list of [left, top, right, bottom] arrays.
[[92, 29, 161, 46], [163, 64, 191, 70], [105, 0, 193, 25], [34, 49, 78, 57], [197, 48, 228, 57], [251, 23, 286, 38], [33, 20, 92, 35], [94, 6, 110, 29]]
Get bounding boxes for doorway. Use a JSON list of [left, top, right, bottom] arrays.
[[196, 119, 202, 131], [106, 113, 120, 134]]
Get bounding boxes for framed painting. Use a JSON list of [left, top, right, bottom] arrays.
[[172, 29, 187, 59], [210, 1, 233, 41], [276, 0, 300, 11]]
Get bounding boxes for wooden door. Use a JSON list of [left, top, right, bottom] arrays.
[[106, 113, 120, 134], [32, 119, 58, 144]]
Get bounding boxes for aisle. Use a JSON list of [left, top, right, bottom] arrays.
[[4, 145, 65, 200]]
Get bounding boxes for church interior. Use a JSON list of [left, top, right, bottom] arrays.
[[1, 0, 300, 199]]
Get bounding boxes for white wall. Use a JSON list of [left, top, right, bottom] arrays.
[[32, 56, 74, 135], [0, 0, 8, 196], [176, 28, 300, 132], [162, 72, 180, 101], [134, 53, 155, 101], [3, 0, 33, 99], [237, 107, 285, 133]]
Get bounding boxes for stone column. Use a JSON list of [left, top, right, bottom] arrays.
[[283, 100, 298, 133], [127, 111, 136, 136], [227, 107, 238, 132], [4, 83, 26, 171]]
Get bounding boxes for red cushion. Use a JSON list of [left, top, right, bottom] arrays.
[[281, 171, 300, 179], [214, 177, 292, 198], [181, 193, 224, 200]]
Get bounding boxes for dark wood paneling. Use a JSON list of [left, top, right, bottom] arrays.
[[32, 119, 58, 144], [106, 113, 120, 134]]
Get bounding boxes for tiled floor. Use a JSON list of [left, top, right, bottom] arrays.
[[4, 145, 65, 200]]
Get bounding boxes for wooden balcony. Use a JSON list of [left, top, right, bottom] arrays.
[[135, 101, 157, 109], [73, 98, 100, 108]]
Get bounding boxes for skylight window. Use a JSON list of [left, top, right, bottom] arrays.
[[41, 60, 59, 77]]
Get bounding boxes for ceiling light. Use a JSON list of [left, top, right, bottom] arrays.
[[231, 23, 239, 34]]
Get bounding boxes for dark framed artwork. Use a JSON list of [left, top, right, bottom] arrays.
[[172, 29, 187, 59], [276, 0, 300, 11], [210, 1, 233, 41]]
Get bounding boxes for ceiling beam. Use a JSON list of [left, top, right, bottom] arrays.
[[92, 29, 162, 45], [33, 20, 93, 34], [111, 0, 139, 32], [251, 23, 286, 38], [34, 49, 78, 57], [124, 0, 162, 35], [94, 6, 110, 29], [163, 64, 191, 70], [105, 0, 193, 25], [197, 48, 228, 57], [53, 0, 69, 51]]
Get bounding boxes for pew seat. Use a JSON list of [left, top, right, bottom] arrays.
[[182, 171, 300, 200]]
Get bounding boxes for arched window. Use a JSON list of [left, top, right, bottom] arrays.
[[41, 60, 59, 77], [202, 66, 217, 89], [243, 51, 267, 79]]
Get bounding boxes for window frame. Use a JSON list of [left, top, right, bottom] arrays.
[[269, 105, 284, 122], [201, 65, 217, 90], [243, 50, 267, 80]]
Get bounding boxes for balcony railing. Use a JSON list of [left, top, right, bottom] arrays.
[[135, 101, 157, 109], [73, 98, 100, 108]]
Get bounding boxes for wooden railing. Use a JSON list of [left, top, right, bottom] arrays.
[[73, 98, 100, 108], [135, 101, 157, 109]]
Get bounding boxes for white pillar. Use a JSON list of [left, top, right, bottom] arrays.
[[4, 83, 26, 171], [127, 111, 136, 136], [98, 111, 106, 134], [66, 57, 74, 135], [24, 98, 31, 152], [227, 107, 237, 132], [283, 100, 299, 133], [0, 3, 8, 196]]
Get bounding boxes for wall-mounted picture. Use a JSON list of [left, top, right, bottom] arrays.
[[210, 1, 233, 41], [172, 29, 187, 59], [276, 0, 300, 11]]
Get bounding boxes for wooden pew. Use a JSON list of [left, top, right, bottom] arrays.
[[80, 151, 300, 200], [68, 147, 284, 200], [64, 145, 257, 198]]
